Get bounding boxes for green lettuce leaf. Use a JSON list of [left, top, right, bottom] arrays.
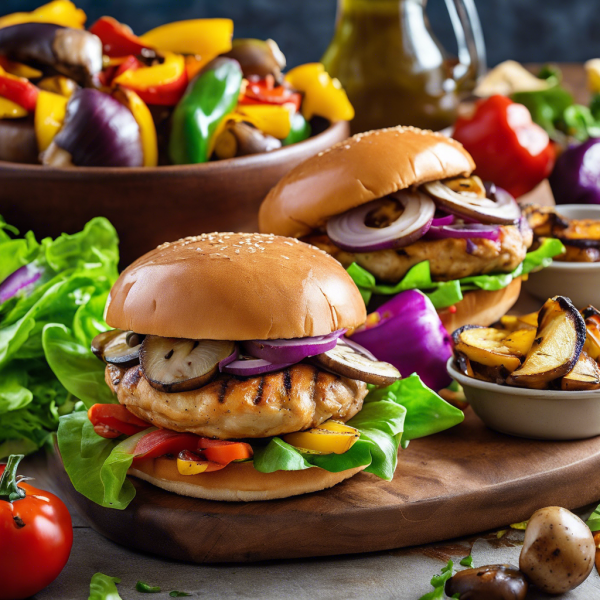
[[58, 374, 463, 509], [347, 238, 564, 309], [0, 217, 119, 458], [586, 504, 600, 532], [88, 573, 123, 600]]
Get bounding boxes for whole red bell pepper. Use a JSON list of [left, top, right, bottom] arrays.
[[89, 16, 150, 57], [452, 95, 556, 198], [0, 71, 38, 111]]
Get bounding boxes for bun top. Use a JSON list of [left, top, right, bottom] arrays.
[[105, 233, 366, 340], [259, 126, 475, 238]]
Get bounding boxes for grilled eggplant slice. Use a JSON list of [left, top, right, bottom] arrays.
[[309, 338, 401, 386], [103, 330, 141, 367], [452, 325, 522, 372], [561, 351, 600, 391], [506, 296, 586, 389], [140, 336, 235, 393]]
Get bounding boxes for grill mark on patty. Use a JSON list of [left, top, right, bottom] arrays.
[[254, 376, 265, 405], [310, 368, 319, 403], [218, 378, 230, 403], [283, 369, 292, 397]]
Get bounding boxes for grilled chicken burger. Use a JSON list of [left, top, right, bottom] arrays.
[[61, 232, 432, 503], [259, 126, 560, 332]]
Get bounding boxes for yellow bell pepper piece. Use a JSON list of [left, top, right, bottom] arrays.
[[177, 456, 209, 475], [283, 420, 360, 455], [285, 63, 354, 122], [113, 87, 158, 167], [38, 76, 78, 99], [140, 19, 233, 60], [233, 104, 292, 139], [34, 90, 68, 152], [0, 57, 42, 80], [0, 96, 27, 119], [113, 51, 184, 90], [585, 59, 600, 94], [0, 0, 86, 30]]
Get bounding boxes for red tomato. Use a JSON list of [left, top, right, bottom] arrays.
[[0, 456, 73, 600]]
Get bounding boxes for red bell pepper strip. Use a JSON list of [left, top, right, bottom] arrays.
[[452, 94, 556, 198], [240, 75, 301, 111], [197, 438, 253, 464], [132, 429, 200, 460], [88, 404, 150, 439], [0, 71, 38, 111], [89, 16, 150, 58]]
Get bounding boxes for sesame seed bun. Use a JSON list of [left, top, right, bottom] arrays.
[[105, 233, 366, 340], [129, 458, 366, 502], [258, 126, 475, 238]]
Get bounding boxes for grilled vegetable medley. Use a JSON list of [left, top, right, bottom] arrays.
[[0, 0, 354, 167], [452, 295, 600, 390]]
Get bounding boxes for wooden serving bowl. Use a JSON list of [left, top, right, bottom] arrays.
[[0, 121, 349, 266]]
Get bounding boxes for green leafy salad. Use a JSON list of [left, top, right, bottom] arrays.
[[0, 216, 119, 458]]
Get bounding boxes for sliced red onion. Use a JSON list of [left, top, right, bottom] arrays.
[[431, 214, 455, 227], [326, 189, 436, 252], [242, 329, 345, 364], [222, 356, 296, 376], [423, 181, 520, 225], [349, 290, 452, 391], [0, 264, 43, 304], [424, 223, 501, 241], [218, 344, 239, 370]]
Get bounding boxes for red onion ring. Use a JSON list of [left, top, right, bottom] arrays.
[[326, 189, 436, 252], [221, 356, 296, 376], [0, 264, 43, 304], [424, 223, 501, 241], [242, 329, 346, 364], [431, 214, 455, 227], [218, 345, 239, 371]]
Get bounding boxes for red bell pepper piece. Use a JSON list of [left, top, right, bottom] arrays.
[[132, 429, 200, 460], [240, 75, 301, 111], [89, 16, 150, 58], [88, 404, 150, 438], [0, 72, 38, 111], [452, 95, 556, 198], [197, 438, 253, 464]]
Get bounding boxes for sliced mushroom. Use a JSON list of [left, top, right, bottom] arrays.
[[214, 121, 281, 159], [445, 564, 528, 600], [140, 336, 235, 393], [91, 329, 123, 361], [561, 350, 600, 391], [506, 296, 586, 389], [221, 38, 286, 82], [102, 331, 141, 368], [309, 338, 400, 386]]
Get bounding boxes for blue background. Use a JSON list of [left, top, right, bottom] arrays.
[[2, 0, 599, 68]]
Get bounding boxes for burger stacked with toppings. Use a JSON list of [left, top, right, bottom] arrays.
[[258, 126, 563, 333], [58, 232, 463, 506]]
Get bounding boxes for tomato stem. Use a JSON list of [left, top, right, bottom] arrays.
[[0, 454, 26, 502]]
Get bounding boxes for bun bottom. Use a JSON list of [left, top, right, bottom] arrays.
[[438, 277, 521, 334], [128, 458, 366, 502]]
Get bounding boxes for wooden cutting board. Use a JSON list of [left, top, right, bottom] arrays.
[[49, 411, 600, 563]]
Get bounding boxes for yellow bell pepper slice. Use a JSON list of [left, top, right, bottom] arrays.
[[283, 420, 360, 455], [0, 57, 42, 80], [0, 0, 86, 30], [586, 59, 600, 94], [38, 76, 78, 99], [285, 63, 354, 122], [34, 90, 68, 152], [233, 104, 292, 139], [177, 456, 209, 475], [113, 87, 158, 167], [140, 19, 233, 60], [0, 96, 27, 119]]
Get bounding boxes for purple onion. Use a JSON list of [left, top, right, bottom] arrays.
[[242, 329, 345, 364], [326, 190, 436, 252], [218, 345, 239, 371], [431, 214, 455, 227], [0, 264, 43, 304], [47, 89, 143, 167], [349, 290, 452, 391], [424, 223, 501, 241], [549, 138, 600, 205], [222, 356, 296, 376]]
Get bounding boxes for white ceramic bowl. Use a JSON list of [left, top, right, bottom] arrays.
[[447, 358, 600, 440], [523, 204, 600, 308]]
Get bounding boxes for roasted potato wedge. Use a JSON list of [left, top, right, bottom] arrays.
[[561, 351, 600, 391], [502, 328, 537, 357], [470, 361, 512, 385], [500, 312, 538, 331], [556, 219, 600, 249], [452, 325, 521, 372], [506, 297, 586, 389], [581, 306, 600, 360]]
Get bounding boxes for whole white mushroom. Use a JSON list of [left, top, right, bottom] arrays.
[[519, 506, 595, 594]]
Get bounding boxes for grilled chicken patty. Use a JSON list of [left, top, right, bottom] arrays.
[[106, 363, 367, 439], [305, 224, 532, 283]]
